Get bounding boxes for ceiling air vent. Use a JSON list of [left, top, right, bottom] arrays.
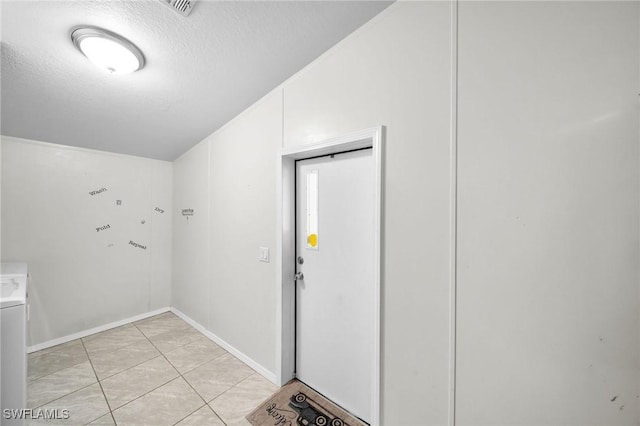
[[160, 0, 196, 17]]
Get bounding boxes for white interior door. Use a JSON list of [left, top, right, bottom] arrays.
[[295, 148, 374, 423]]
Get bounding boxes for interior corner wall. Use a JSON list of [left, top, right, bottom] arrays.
[[0, 136, 173, 346], [172, 90, 282, 374], [172, 139, 211, 327]]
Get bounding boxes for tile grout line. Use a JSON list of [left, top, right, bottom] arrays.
[[205, 371, 275, 425], [89, 319, 199, 382], [132, 319, 253, 426], [99, 319, 190, 420], [170, 404, 207, 426], [84, 319, 185, 422], [207, 405, 229, 426], [28, 357, 88, 384], [206, 371, 263, 410], [27, 314, 184, 423], [27, 345, 94, 410], [82, 323, 159, 381], [29, 313, 257, 425], [96, 353, 162, 382], [30, 381, 96, 412], [132, 320, 229, 425], [89, 344, 158, 382], [28, 340, 81, 360], [80, 339, 117, 425], [27, 342, 88, 383], [110, 376, 188, 420], [173, 350, 229, 376]]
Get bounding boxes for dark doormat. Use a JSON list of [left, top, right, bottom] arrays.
[[246, 380, 368, 426]]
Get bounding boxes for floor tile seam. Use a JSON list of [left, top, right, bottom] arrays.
[[132, 312, 177, 327], [130, 315, 244, 425], [206, 402, 230, 426], [136, 318, 196, 329], [202, 370, 258, 406], [29, 381, 97, 410], [95, 351, 163, 382], [183, 351, 242, 374], [28, 350, 59, 360], [168, 403, 229, 426], [135, 327, 210, 408], [160, 337, 226, 357], [110, 375, 227, 425], [135, 326, 203, 351], [81, 324, 136, 344], [137, 327, 192, 340], [169, 402, 208, 426], [28, 314, 179, 424], [89, 333, 162, 381], [184, 362, 257, 411], [28, 342, 82, 360], [152, 333, 209, 353], [139, 322, 212, 382], [136, 323, 196, 338], [33, 328, 147, 370], [206, 371, 261, 406], [27, 356, 91, 384], [31, 315, 175, 360], [143, 325, 241, 426], [186, 354, 260, 406], [132, 322, 183, 374], [89, 321, 182, 384], [83, 335, 148, 354], [106, 374, 181, 412], [85, 336, 153, 361], [97, 353, 169, 384], [80, 339, 118, 426], [169, 351, 230, 376], [207, 367, 274, 404]]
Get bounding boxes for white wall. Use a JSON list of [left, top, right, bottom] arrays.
[[1, 136, 172, 346], [172, 141, 210, 327], [283, 2, 453, 423], [173, 2, 453, 423], [172, 1, 639, 424], [455, 2, 640, 425], [208, 91, 281, 372], [172, 91, 281, 373]]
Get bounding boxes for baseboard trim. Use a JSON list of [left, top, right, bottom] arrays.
[[27, 307, 171, 353], [170, 307, 277, 385]]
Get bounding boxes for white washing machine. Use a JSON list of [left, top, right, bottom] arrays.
[[1, 263, 28, 426]]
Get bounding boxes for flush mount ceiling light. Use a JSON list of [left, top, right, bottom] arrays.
[[71, 26, 145, 75]]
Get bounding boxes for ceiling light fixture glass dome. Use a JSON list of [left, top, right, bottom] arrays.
[[71, 26, 145, 75]]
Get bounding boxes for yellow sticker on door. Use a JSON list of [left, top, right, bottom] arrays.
[[307, 233, 318, 248]]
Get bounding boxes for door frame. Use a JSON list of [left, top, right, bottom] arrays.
[[276, 126, 383, 425]]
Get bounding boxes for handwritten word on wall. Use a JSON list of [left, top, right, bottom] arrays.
[[96, 224, 111, 232], [129, 240, 147, 250], [89, 187, 107, 196]]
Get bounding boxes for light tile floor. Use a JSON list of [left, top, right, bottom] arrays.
[[27, 312, 277, 425]]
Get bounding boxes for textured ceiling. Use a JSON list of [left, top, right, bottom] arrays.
[[0, 0, 392, 160]]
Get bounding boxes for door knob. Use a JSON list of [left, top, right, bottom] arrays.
[[294, 272, 304, 281]]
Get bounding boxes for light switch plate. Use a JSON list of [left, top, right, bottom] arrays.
[[259, 247, 269, 263]]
